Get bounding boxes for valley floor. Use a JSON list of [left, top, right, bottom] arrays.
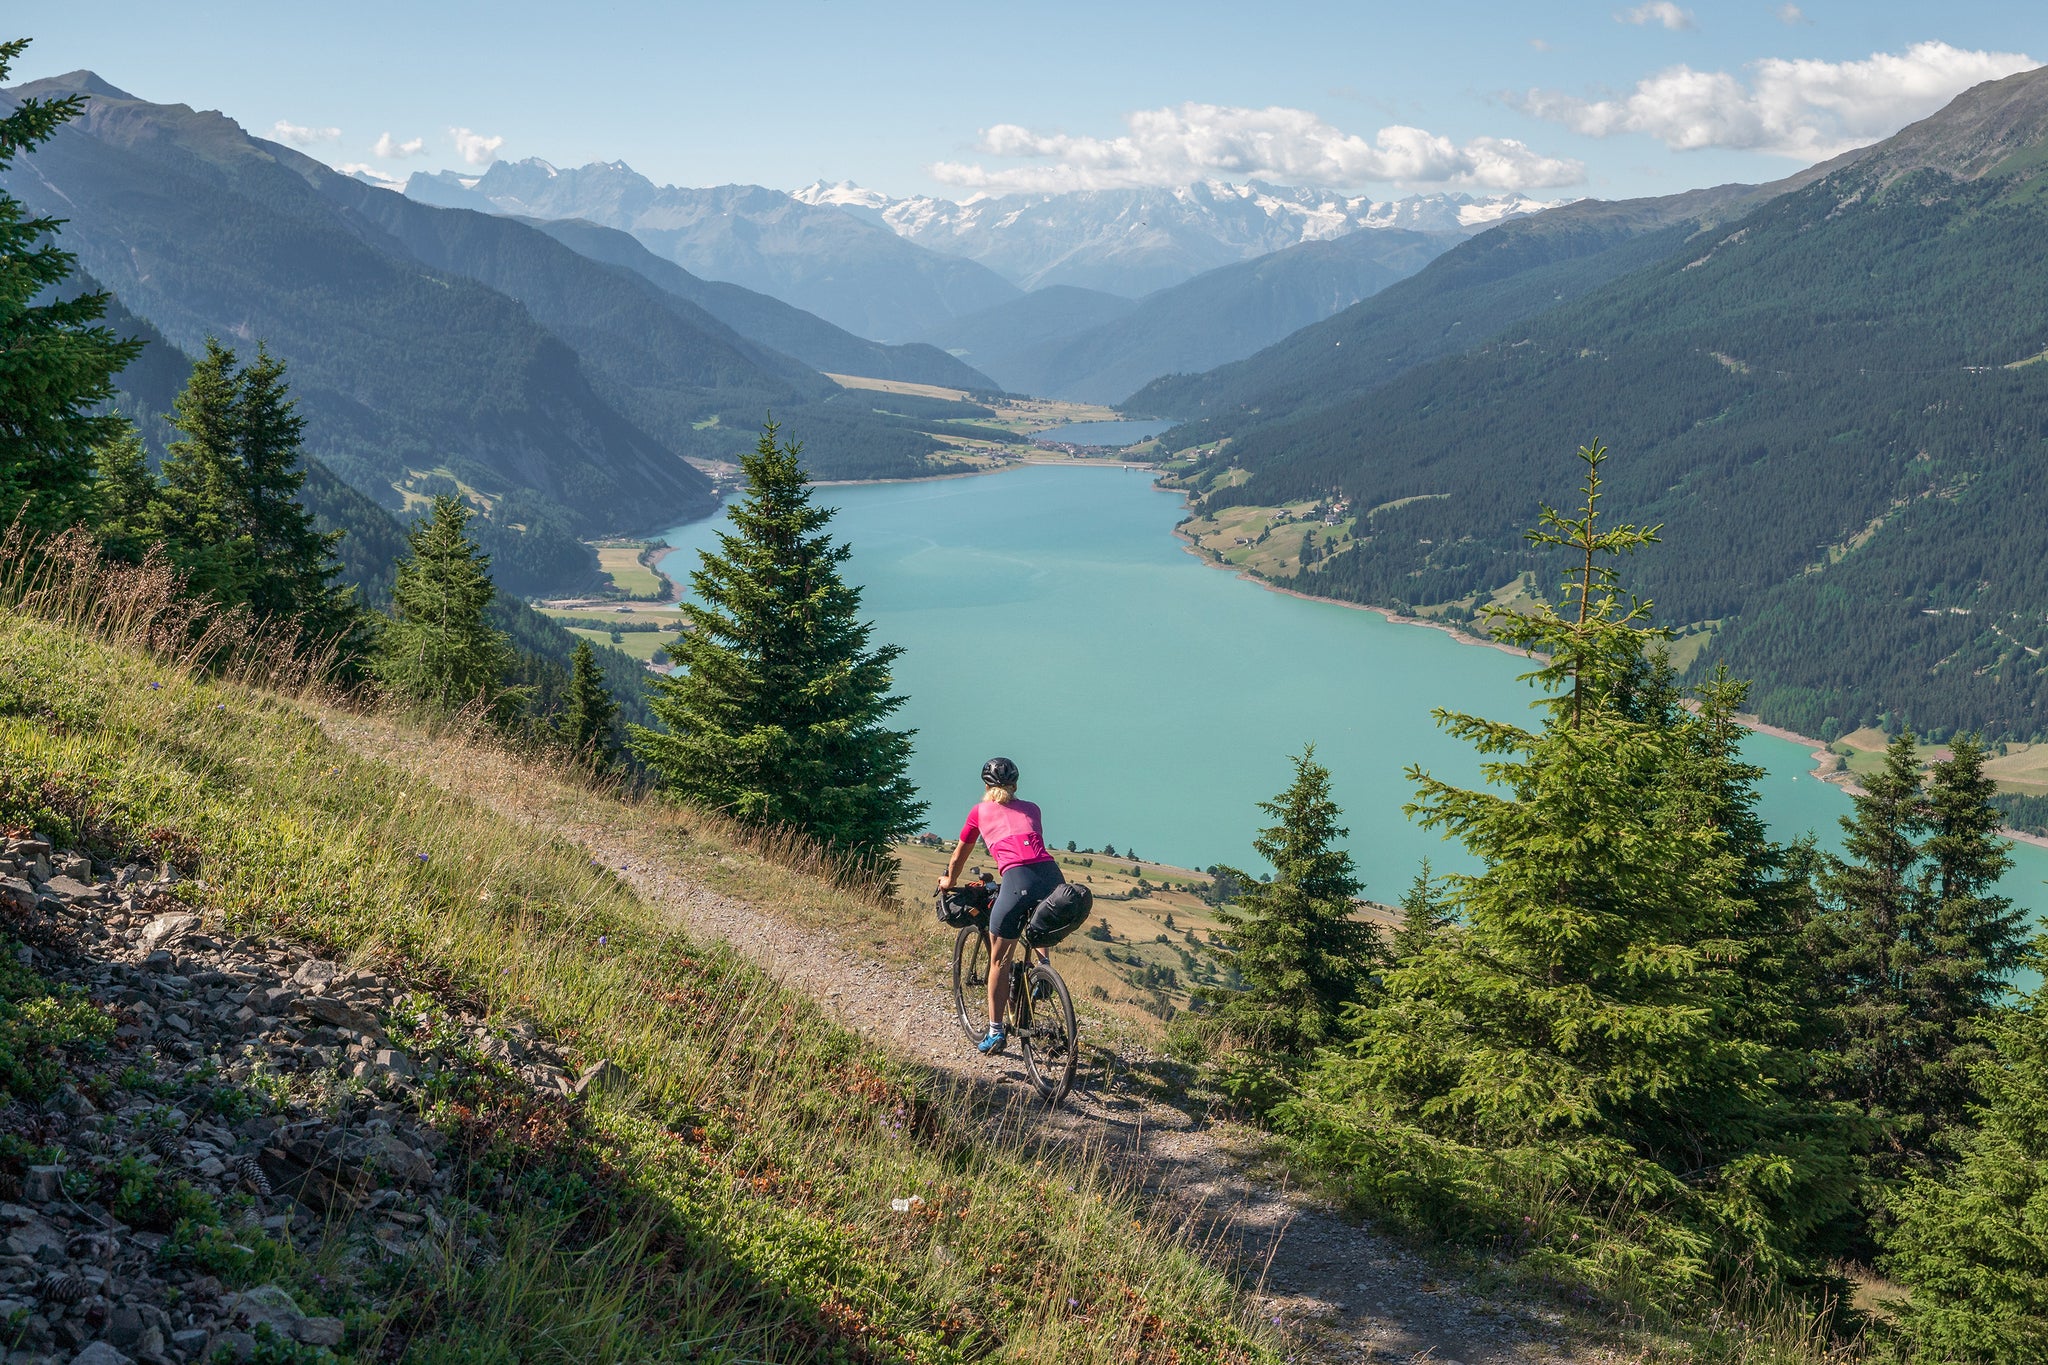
[[317, 709, 1622, 1365]]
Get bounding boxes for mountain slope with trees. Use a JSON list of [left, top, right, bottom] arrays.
[[0, 71, 990, 542], [528, 215, 996, 391], [1171, 64, 2048, 741], [0, 71, 717, 534], [1127, 175, 1831, 423]]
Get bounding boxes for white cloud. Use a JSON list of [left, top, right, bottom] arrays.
[[1529, 38, 1553, 52], [373, 132, 426, 159], [1617, 3, 1696, 30], [929, 102, 1585, 193], [1776, 4, 1810, 23], [271, 120, 340, 146], [1515, 40, 2037, 159], [450, 127, 504, 167]]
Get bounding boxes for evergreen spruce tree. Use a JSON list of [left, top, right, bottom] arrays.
[[1389, 860, 1454, 963], [1202, 745, 1381, 1058], [91, 427, 161, 561], [0, 39, 144, 534], [146, 340, 353, 637], [1277, 443, 1854, 1297], [559, 639, 621, 765], [1918, 736, 2029, 1121], [232, 344, 352, 636], [1880, 965, 2048, 1364], [148, 340, 254, 602], [374, 495, 513, 712], [629, 422, 925, 861], [1817, 733, 2029, 1172]]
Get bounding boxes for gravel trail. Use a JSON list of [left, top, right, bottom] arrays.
[[331, 716, 1621, 1365]]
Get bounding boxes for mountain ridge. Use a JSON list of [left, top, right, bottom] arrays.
[[406, 161, 1020, 341], [793, 177, 1557, 295]]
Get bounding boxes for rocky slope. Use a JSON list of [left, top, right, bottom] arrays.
[[1, 832, 611, 1365]]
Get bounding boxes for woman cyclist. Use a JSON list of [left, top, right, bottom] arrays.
[[938, 757, 1065, 1055]]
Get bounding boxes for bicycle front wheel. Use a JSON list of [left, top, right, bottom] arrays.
[[1019, 963, 1078, 1105], [952, 926, 991, 1043]]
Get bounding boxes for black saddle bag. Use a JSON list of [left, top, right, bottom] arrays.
[[934, 882, 992, 929], [1025, 881, 1093, 947]]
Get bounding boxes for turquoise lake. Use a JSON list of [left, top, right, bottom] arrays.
[[659, 464, 2048, 926], [1032, 419, 1175, 447]]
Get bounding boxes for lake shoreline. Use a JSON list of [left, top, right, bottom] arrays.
[[1164, 489, 2048, 852], [813, 456, 1163, 488]]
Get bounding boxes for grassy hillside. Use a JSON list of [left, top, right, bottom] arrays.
[[0, 569, 1271, 1362]]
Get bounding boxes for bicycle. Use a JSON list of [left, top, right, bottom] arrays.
[[952, 922, 1079, 1105]]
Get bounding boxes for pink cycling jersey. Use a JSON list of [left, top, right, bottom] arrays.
[[959, 799, 1055, 873]]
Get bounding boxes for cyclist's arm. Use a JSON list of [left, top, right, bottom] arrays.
[[939, 838, 976, 889]]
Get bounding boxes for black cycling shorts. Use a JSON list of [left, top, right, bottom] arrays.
[[989, 859, 1065, 941]]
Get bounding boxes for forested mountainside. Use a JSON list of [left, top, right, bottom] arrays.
[[0, 72, 714, 534], [1177, 64, 2048, 741], [1, 72, 990, 536], [1127, 176, 1828, 421], [963, 227, 1461, 404], [91, 291, 665, 723], [408, 161, 1020, 341], [528, 217, 995, 390]]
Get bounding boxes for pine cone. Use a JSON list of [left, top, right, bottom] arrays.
[[39, 1271, 90, 1305], [238, 1153, 271, 1197]]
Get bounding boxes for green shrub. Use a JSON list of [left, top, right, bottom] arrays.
[[0, 941, 114, 1099]]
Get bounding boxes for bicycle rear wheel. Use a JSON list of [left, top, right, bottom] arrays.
[[1019, 963, 1079, 1104], [951, 926, 991, 1043]]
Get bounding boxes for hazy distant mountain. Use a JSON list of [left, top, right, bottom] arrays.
[[917, 287, 1140, 393], [406, 161, 1019, 341], [928, 228, 1459, 403], [794, 178, 1557, 296], [525, 217, 995, 391]]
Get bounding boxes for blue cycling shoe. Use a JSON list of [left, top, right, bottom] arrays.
[[977, 1024, 1008, 1056]]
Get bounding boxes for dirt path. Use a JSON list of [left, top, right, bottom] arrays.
[[327, 716, 1618, 1364]]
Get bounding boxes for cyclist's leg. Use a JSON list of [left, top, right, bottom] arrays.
[[987, 933, 1018, 1027], [985, 861, 1058, 1032]]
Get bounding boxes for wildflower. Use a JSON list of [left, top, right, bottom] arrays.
[[148, 682, 161, 690], [597, 935, 608, 946], [417, 852, 429, 861]]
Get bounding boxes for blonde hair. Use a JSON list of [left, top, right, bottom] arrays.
[[984, 785, 1016, 804]]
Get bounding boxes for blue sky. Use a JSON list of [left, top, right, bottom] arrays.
[[16, 2, 2044, 202]]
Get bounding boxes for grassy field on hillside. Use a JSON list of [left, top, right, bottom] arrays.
[[593, 541, 667, 598], [0, 600, 1274, 1364]]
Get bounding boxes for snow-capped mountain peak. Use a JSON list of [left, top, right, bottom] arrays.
[[826, 179, 1566, 294]]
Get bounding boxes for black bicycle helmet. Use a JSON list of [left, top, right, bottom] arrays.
[[981, 756, 1019, 788]]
